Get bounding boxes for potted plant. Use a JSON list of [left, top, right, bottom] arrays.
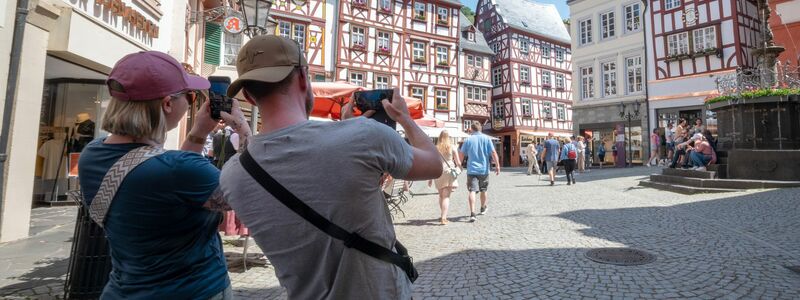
[[437, 61, 449, 67], [414, 14, 426, 21], [542, 83, 551, 89], [351, 43, 365, 51], [379, 6, 391, 14], [352, 0, 367, 9], [377, 46, 391, 55], [437, 19, 448, 26], [413, 57, 426, 64]]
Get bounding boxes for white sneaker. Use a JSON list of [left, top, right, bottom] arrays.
[[696, 166, 707, 171], [691, 166, 699, 170]]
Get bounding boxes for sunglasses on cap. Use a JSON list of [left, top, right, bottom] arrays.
[[170, 90, 199, 105]]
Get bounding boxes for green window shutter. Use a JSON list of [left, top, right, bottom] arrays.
[[204, 23, 222, 65]]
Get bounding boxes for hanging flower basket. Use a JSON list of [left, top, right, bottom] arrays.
[[377, 46, 391, 55], [351, 43, 366, 51]]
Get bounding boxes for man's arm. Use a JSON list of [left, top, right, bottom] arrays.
[[492, 150, 500, 175], [381, 88, 442, 180]]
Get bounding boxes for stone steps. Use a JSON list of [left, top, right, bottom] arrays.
[[649, 174, 800, 190], [662, 167, 717, 179], [638, 180, 742, 195]]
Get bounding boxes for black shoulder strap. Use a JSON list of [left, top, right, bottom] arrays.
[[238, 150, 418, 283]]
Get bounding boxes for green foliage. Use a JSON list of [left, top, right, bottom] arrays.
[[461, 6, 475, 24], [705, 88, 800, 104]]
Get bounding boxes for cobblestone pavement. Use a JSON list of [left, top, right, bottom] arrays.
[[2, 167, 799, 299]]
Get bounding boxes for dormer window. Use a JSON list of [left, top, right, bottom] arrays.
[[467, 31, 475, 42]]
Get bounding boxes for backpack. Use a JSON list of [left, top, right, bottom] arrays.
[[566, 144, 577, 159]]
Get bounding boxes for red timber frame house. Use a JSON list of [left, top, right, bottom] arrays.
[[270, 0, 329, 81], [336, 0, 463, 128], [476, 0, 574, 167], [458, 12, 494, 133], [646, 0, 763, 135]]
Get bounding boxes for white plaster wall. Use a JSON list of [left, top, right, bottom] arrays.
[[0, 24, 49, 242], [0, 0, 15, 129]]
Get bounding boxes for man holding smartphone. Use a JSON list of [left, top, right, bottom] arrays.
[[218, 36, 442, 299]]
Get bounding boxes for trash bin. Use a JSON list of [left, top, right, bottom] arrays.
[[63, 190, 112, 299]]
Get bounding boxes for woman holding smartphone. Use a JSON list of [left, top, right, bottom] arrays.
[[78, 51, 250, 299]]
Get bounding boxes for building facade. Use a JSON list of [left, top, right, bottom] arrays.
[[0, 0, 183, 242], [645, 0, 763, 142], [770, 0, 800, 68], [457, 12, 494, 133], [568, 0, 648, 166], [476, 0, 573, 167], [336, 0, 463, 130]]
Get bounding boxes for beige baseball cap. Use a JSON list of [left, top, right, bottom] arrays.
[[227, 35, 308, 98]]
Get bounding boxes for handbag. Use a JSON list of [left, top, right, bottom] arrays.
[[440, 150, 461, 179], [238, 150, 419, 283]]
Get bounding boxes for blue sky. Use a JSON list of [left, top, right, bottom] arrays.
[[461, 0, 570, 20]]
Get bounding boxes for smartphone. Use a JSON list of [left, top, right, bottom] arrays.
[[353, 89, 395, 129], [208, 76, 233, 120]]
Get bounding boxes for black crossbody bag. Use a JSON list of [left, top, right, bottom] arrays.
[[239, 150, 419, 283]]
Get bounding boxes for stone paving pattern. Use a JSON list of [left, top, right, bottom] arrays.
[[1, 167, 799, 299]]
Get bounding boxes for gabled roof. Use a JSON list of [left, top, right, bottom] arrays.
[[492, 0, 570, 44], [459, 12, 494, 55]]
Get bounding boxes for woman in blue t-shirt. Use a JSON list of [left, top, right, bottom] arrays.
[[77, 51, 250, 299]]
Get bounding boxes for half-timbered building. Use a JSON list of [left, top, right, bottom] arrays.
[[336, 0, 463, 130], [270, 0, 330, 81], [457, 13, 494, 133], [569, 0, 648, 167], [646, 0, 764, 138], [476, 0, 573, 167]]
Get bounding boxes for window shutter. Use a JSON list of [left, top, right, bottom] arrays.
[[204, 22, 222, 65]]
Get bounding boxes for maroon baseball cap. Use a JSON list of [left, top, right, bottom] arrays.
[[107, 51, 210, 101]]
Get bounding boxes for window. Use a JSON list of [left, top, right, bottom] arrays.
[[278, 21, 291, 38], [467, 31, 475, 41], [435, 89, 448, 110], [664, 0, 681, 10], [410, 86, 425, 101], [350, 72, 365, 86], [483, 20, 491, 32], [412, 41, 426, 63], [579, 19, 592, 45], [625, 3, 641, 32], [542, 70, 551, 88], [479, 87, 488, 101], [693, 26, 717, 52], [467, 55, 474, 66], [602, 62, 617, 96], [521, 99, 532, 116], [541, 44, 550, 59], [601, 11, 615, 39], [519, 39, 529, 54], [555, 73, 565, 90], [542, 101, 553, 118], [375, 75, 389, 89], [466, 86, 474, 100], [414, 2, 425, 20], [377, 31, 391, 53], [626, 56, 643, 94], [491, 42, 500, 54], [520, 66, 530, 83], [476, 56, 483, 68], [293, 24, 306, 50], [222, 31, 243, 66], [352, 26, 365, 48], [379, 0, 391, 12], [555, 49, 564, 62], [580, 67, 594, 99], [557, 103, 566, 120], [493, 100, 504, 118], [437, 7, 448, 25], [436, 46, 448, 65], [667, 32, 689, 56], [492, 68, 502, 86]]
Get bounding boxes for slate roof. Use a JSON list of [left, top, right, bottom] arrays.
[[492, 0, 571, 44], [459, 12, 495, 55]]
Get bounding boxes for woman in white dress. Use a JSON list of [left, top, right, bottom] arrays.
[[428, 130, 461, 225]]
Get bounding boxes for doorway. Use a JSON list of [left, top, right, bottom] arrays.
[[502, 136, 511, 167]]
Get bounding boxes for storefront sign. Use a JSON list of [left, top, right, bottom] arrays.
[[520, 135, 534, 143], [224, 16, 244, 34], [492, 119, 504, 130], [93, 0, 160, 38]]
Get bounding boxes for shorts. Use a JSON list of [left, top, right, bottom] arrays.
[[467, 174, 489, 192], [545, 160, 557, 170], [666, 142, 675, 151]]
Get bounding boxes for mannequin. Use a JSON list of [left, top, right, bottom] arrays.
[[70, 112, 95, 153]]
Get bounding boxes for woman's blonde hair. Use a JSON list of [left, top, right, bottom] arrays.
[[436, 130, 452, 155], [564, 137, 572, 143], [101, 97, 168, 144]]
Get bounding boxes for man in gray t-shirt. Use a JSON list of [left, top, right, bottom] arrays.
[[219, 36, 442, 299]]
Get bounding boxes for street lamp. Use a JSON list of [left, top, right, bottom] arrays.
[[238, 0, 274, 37], [618, 101, 641, 167]]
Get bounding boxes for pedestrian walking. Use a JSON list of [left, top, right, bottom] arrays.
[[460, 121, 500, 222], [77, 51, 250, 299], [540, 132, 561, 186], [647, 128, 661, 167], [665, 122, 675, 166], [218, 36, 442, 299], [597, 141, 606, 169], [537, 142, 547, 174], [576, 136, 586, 173], [561, 137, 578, 185], [428, 130, 461, 225], [525, 142, 541, 175]]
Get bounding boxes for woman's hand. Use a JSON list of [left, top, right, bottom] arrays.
[[188, 99, 217, 138]]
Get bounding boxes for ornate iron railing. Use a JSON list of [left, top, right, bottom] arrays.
[[714, 62, 800, 99]]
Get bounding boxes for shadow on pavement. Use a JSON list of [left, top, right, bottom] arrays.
[[0, 257, 68, 296]]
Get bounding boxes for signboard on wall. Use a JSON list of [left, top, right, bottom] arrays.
[[65, 0, 161, 46], [224, 16, 243, 34]]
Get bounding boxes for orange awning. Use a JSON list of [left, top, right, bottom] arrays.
[[414, 115, 444, 128], [311, 82, 423, 120]]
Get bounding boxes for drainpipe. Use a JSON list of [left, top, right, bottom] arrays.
[[641, 0, 651, 158], [331, 0, 340, 81], [0, 0, 31, 207]]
